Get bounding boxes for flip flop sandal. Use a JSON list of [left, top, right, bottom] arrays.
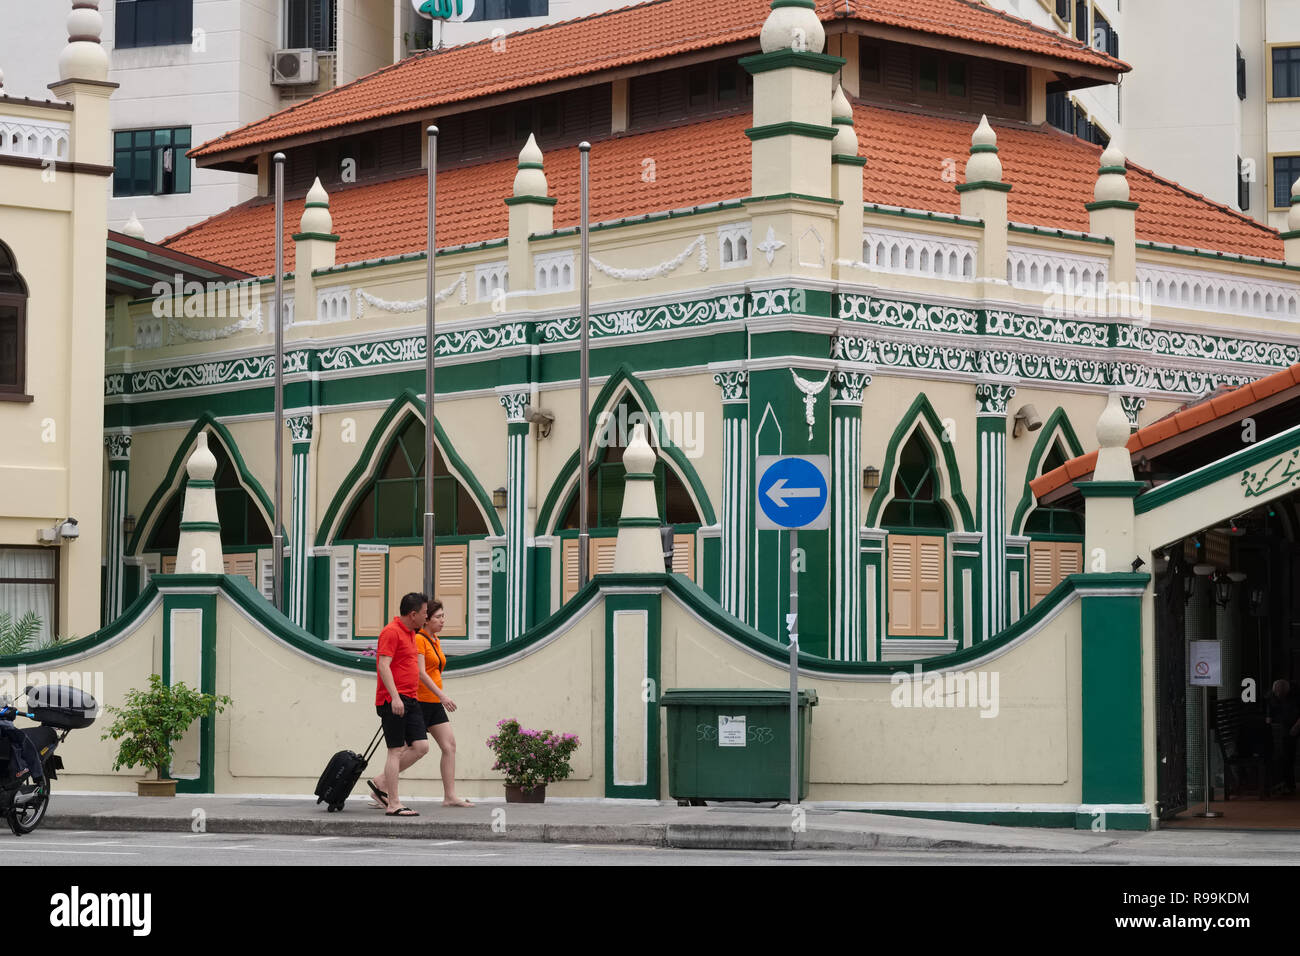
[[367, 781, 388, 806], [386, 807, 419, 817]]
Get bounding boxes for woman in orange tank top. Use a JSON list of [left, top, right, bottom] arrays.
[[415, 599, 473, 807]]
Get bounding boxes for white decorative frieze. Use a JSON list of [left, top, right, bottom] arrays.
[[589, 235, 707, 281], [862, 228, 977, 282], [534, 250, 575, 292], [1006, 245, 1109, 293], [718, 224, 751, 269], [475, 261, 509, 301], [0, 116, 69, 160], [1137, 263, 1300, 320], [354, 274, 468, 317]]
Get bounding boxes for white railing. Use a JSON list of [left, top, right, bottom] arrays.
[[1006, 245, 1109, 292], [0, 116, 69, 160], [475, 260, 509, 301], [534, 249, 574, 292], [861, 227, 977, 281], [316, 287, 351, 323], [718, 223, 751, 269], [1138, 262, 1300, 319]]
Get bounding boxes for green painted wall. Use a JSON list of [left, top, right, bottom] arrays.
[[1080, 588, 1145, 808]]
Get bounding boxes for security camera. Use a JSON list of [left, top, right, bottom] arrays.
[[522, 404, 555, 438], [1013, 404, 1043, 438], [59, 518, 79, 540]]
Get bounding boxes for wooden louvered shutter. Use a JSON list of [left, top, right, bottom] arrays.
[[223, 553, 257, 588], [355, 549, 387, 637], [916, 536, 945, 637], [562, 538, 581, 605], [332, 550, 353, 642], [1057, 543, 1082, 580], [1029, 541, 1056, 608], [162, 555, 177, 575], [386, 546, 424, 621], [887, 535, 917, 635], [436, 544, 468, 637], [591, 536, 618, 576], [671, 533, 695, 581]]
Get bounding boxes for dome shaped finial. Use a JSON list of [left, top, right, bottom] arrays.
[[1289, 177, 1300, 233], [300, 177, 333, 234], [58, 2, 109, 83], [123, 211, 146, 240], [759, 0, 825, 55], [831, 84, 858, 157], [1094, 142, 1130, 203], [512, 133, 549, 199], [964, 115, 1002, 184]]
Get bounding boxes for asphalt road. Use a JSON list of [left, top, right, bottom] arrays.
[[8, 828, 1300, 865]]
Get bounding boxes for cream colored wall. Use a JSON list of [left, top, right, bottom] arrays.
[[338, 0, 395, 85], [316, 406, 386, 539]]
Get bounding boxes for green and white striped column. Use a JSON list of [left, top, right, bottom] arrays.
[[831, 371, 869, 661], [104, 433, 132, 624], [975, 382, 1015, 641], [286, 415, 313, 627], [499, 392, 530, 641], [712, 370, 749, 623]]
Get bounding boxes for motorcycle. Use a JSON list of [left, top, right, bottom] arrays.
[[0, 684, 98, 836]]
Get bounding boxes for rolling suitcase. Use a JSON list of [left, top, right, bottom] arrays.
[[315, 726, 384, 812]]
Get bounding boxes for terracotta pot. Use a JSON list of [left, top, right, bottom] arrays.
[[504, 783, 546, 803], [137, 777, 177, 797]]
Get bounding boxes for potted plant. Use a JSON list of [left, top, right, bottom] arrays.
[[486, 718, 580, 803], [100, 674, 230, 797]]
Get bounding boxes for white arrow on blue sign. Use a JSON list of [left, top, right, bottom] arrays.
[[755, 455, 831, 530]]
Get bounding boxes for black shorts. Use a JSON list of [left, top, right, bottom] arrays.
[[421, 701, 449, 728], [377, 695, 426, 748]]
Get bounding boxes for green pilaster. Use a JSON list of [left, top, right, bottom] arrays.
[[860, 531, 885, 662], [700, 532, 721, 603], [499, 399, 531, 641], [713, 370, 750, 622], [528, 543, 551, 630], [160, 588, 219, 794], [104, 436, 132, 626], [309, 554, 330, 639], [287, 415, 313, 629], [490, 544, 508, 647], [831, 373, 869, 660], [1078, 576, 1148, 816], [604, 591, 661, 799], [975, 383, 1015, 641]]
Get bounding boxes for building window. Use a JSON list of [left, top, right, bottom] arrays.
[[464, 0, 549, 21], [340, 418, 487, 540], [114, 0, 193, 49], [1074, 0, 1088, 42], [1028, 541, 1082, 607], [1238, 46, 1247, 100], [112, 128, 192, 198], [1239, 155, 1251, 211], [0, 548, 57, 646], [1002, 68, 1025, 108], [285, 0, 335, 52], [1274, 155, 1300, 209], [0, 241, 28, 400], [1047, 90, 1072, 133], [918, 54, 940, 94], [1272, 46, 1300, 99], [1093, 9, 1118, 57], [147, 437, 273, 556], [1054, 0, 1071, 23], [860, 40, 882, 85], [883, 431, 952, 638]]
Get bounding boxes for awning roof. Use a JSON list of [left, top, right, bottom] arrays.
[[107, 230, 253, 299]]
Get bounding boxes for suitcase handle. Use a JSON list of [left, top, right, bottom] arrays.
[[362, 725, 384, 763]]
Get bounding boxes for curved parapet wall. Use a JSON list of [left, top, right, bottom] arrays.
[[0, 568, 1149, 826]]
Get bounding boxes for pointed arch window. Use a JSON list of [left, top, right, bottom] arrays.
[[883, 430, 949, 638], [0, 241, 30, 400], [882, 431, 952, 532], [338, 417, 488, 541], [1026, 443, 1084, 607]]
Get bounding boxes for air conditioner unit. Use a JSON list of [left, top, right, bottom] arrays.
[[272, 49, 318, 86]]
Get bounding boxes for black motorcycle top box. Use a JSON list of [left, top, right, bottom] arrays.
[[25, 685, 98, 729]]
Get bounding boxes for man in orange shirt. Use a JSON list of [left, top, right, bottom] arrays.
[[371, 592, 430, 817]]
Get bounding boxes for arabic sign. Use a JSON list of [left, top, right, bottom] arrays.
[[1242, 448, 1300, 499], [413, 0, 475, 21]]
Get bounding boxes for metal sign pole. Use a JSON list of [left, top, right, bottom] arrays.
[[271, 152, 286, 612], [577, 141, 592, 589], [423, 126, 439, 601], [789, 528, 798, 807], [1195, 685, 1222, 818]]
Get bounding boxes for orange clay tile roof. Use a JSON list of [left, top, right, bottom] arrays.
[[190, 0, 1125, 161], [1030, 363, 1300, 499], [164, 105, 1283, 275]]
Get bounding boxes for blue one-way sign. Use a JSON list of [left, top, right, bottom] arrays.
[[756, 455, 831, 530]]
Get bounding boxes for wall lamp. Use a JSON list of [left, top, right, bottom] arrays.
[[1013, 404, 1043, 438], [862, 466, 880, 492], [492, 487, 508, 509]]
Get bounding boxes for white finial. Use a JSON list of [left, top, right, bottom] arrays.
[[1093, 392, 1134, 481], [512, 133, 548, 199], [759, 0, 825, 55], [831, 84, 851, 122], [188, 431, 217, 481], [58, 2, 109, 83], [623, 424, 656, 476], [1094, 143, 1130, 203], [123, 211, 146, 240], [300, 177, 333, 234], [831, 85, 858, 157], [1289, 178, 1300, 233], [965, 115, 1002, 184], [612, 424, 664, 574]]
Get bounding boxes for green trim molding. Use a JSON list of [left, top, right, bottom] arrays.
[[832, 155, 867, 167], [738, 50, 845, 76], [742, 192, 842, 206], [955, 181, 1012, 193], [178, 522, 222, 532], [516, 162, 544, 170], [969, 144, 999, 154], [1282, 230, 1300, 241], [744, 122, 838, 142], [1010, 407, 1085, 535], [504, 195, 558, 206], [1135, 421, 1300, 515], [290, 232, 340, 243], [1097, 166, 1128, 176], [1074, 480, 1146, 499], [1084, 200, 1139, 212], [161, 589, 218, 792]]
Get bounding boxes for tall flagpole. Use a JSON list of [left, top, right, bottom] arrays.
[[272, 152, 286, 612], [424, 126, 439, 602], [577, 142, 592, 589]]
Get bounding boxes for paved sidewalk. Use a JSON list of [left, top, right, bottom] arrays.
[[44, 794, 1121, 853]]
